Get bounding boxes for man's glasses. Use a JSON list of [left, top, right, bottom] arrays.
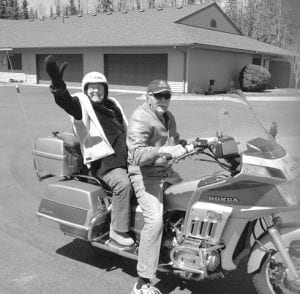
[[152, 92, 171, 100]]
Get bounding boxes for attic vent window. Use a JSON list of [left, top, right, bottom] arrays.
[[210, 19, 217, 28]]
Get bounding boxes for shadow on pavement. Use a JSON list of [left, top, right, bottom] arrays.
[[56, 239, 257, 294]]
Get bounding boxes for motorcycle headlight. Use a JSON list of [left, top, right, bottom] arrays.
[[242, 164, 286, 179], [242, 164, 270, 177]]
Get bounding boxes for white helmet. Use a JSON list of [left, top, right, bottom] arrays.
[[82, 71, 108, 93]]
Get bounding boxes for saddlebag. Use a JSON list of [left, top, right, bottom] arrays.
[[37, 179, 110, 240], [33, 132, 83, 177]]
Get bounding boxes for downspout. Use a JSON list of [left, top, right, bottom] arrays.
[[174, 46, 189, 94]]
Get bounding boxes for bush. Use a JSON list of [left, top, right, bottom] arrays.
[[239, 64, 271, 92]]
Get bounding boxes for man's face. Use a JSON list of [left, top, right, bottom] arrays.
[[147, 91, 171, 116], [86, 83, 105, 104]]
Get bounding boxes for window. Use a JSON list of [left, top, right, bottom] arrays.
[[253, 56, 262, 66], [210, 19, 217, 28], [7, 53, 22, 70]]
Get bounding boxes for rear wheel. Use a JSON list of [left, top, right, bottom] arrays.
[[253, 251, 300, 294]]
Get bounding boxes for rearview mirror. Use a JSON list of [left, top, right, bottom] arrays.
[[269, 122, 278, 139]]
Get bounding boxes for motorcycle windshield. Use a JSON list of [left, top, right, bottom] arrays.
[[196, 92, 286, 159]]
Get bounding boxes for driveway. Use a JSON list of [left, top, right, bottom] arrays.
[[0, 84, 299, 294]]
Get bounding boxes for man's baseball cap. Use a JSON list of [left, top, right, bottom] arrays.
[[147, 80, 172, 94]]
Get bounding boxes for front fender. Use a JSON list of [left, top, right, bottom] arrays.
[[247, 223, 300, 274]]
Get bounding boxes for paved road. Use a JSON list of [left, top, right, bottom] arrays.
[[0, 85, 299, 294]]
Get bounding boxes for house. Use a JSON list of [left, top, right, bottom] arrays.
[[0, 2, 292, 93]]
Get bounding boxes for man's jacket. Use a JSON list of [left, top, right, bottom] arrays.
[[126, 101, 180, 178]]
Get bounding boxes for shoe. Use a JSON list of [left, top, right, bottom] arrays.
[[109, 228, 134, 247], [131, 282, 162, 294]]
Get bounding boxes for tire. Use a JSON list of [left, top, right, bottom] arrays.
[[252, 252, 300, 294]]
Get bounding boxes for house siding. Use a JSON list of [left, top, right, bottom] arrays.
[[187, 48, 251, 93], [178, 5, 240, 35], [0, 47, 186, 92]]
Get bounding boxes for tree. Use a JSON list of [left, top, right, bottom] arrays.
[[0, 0, 8, 18], [224, 0, 295, 49], [50, 4, 53, 17], [7, 0, 19, 19], [21, 0, 29, 19], [28, 6, 35, 18], [283, 37, 300, 88], [55, 0, 61, 16], [68, 0, 78, 15]]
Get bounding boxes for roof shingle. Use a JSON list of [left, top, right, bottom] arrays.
[[0, 4, 289, 55]]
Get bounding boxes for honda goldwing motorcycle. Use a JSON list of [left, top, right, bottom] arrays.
[[34, 92, 300, 294]]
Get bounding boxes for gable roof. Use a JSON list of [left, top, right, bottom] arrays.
[[0, 3, 289, 56], [175, 2, 243, 35]]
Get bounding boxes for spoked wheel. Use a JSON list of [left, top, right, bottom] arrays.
[[253, 252, 300, 294]]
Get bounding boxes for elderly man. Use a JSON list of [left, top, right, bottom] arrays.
[[127, 80, 189, 294]]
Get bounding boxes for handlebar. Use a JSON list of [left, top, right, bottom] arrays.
[[171, 138, 213, 164]]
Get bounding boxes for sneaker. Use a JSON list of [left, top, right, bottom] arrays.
[[131, 282, 162, 294], [109, 228, 134, 247]]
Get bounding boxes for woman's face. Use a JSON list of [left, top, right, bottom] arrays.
[[86, 83, 105, 104]]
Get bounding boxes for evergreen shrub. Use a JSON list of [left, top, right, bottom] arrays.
[[239, 64, 271, 92]]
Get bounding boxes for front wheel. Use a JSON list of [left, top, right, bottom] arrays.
[[253, 250, 300, 294]]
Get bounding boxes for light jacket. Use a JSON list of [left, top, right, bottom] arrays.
[[71, 92, 128, 166], [126, 101, 181, 178]]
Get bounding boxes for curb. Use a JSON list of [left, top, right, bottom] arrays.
[[136, 94, 300, 102], [1, 83, 299, 101]]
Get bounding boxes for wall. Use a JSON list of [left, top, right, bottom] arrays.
[[0, 46, 185, 92], [178, 5, 240, 35], [187, 48, 252, 93]]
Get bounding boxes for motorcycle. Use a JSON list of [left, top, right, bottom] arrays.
[[34, 91, 300, 294]]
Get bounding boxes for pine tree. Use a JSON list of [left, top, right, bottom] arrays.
[[55, 0, 61, 16], [0, 0, 7, 19], [21, 0, 29, 19], [69, 0, 78, 15], [7, 0, 19, 19]]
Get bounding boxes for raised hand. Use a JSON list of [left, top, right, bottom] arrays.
[[44, 55, 67, 89]]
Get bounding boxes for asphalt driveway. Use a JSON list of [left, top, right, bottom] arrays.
[[0, 84, 299, 294]]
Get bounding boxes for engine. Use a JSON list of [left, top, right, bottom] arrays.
[[162, 202, 232, 279], [162, 211, 224, 280]]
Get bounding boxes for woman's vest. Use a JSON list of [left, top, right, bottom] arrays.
[[71, 92, 128, 166]]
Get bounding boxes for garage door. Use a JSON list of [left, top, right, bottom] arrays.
[[104, 54, 167, 86], [269, 60, 290, 88], [37, 54, 83, 83]]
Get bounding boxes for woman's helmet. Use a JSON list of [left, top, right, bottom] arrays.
[[82, 72, 108, 99]]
